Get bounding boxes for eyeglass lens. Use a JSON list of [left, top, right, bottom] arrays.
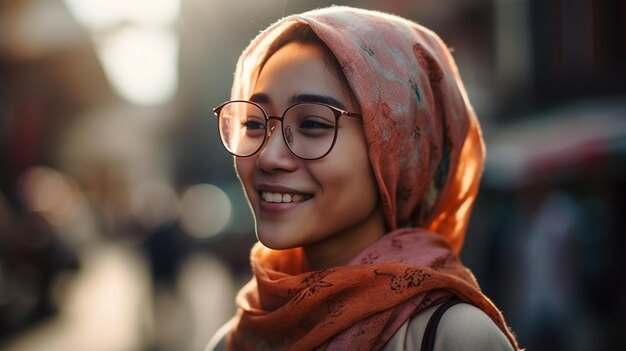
[[217, 101, 338, 159]]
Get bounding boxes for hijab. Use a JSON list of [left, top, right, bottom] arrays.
[[226, 6, 518, 350]]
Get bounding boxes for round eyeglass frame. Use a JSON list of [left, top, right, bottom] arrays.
[[213, 100, 362, 160]]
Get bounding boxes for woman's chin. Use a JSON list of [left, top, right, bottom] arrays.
[[256, 229, 298, 250]]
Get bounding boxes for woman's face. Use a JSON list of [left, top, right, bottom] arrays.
[[235, 41, 385, 267]]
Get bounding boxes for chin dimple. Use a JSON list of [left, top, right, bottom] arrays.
[[261, 191, 312, 203]]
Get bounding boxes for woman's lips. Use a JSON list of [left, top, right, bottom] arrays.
[[257, 190, 313, 213], [255, 183, 314, 214], [260, 191, 312, 203]]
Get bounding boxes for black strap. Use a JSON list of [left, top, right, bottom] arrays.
[[420, 297, 464, 351]]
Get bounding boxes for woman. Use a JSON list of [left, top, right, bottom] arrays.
[[208, 6, 519, 351]]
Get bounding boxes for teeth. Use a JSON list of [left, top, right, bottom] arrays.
[[261, 191, 310, 203]]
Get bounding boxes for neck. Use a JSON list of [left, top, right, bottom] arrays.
[[303, 207, 386, 271]]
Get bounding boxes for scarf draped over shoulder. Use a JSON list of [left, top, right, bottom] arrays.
[[227, 6, 519, 350]]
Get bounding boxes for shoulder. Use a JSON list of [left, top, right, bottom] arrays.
[[383, 302, 514, 351], [433, 303, 514, 351]]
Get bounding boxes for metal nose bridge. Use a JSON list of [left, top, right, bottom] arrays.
[[266, 115, 283, 136], [262, 115, 291, 155]]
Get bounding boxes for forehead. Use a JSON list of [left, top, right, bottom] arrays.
[[258, 41, 327, 79], [253, 42, 349, 107]]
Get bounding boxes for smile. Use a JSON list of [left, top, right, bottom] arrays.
[[261, 191, 312, 203]]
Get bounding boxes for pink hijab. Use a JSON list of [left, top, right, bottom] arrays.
[[232, 6, 484, 253], [227, 6, 518, 350]]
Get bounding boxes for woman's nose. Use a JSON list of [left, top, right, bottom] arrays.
[[256, 124, 298, 173]]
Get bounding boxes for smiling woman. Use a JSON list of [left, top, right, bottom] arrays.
[[208, 6, 519, 351]]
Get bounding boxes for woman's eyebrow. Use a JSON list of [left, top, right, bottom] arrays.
[[249, 93, 271, 104], [291, 94, 346, 110]]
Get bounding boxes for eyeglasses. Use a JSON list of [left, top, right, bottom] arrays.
[[213, 100, 361, 160]]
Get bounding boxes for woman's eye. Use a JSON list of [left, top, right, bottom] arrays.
[[240, 118, 266, 138], [300, 117, 333, 129], [242, 118, 265, 130]]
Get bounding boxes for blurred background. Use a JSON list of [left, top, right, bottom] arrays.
[[0, 0, 624, 350]]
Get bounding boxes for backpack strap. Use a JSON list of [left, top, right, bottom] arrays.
[[420, 297, 464, 351]]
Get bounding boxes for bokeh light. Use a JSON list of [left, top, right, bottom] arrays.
[[63, 0, 180, 105], [130, 180, 180, 229], [93, 26, 178, 106], [18, 166, 80, 227], [179, 184, 232, 239], [62, 0, 180, 29]]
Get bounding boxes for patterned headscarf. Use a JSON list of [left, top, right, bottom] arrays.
[[231, 6, 485, 254], [226, 6, 518, 350]]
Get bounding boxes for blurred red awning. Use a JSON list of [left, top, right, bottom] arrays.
[[484, 98, 626, 187]]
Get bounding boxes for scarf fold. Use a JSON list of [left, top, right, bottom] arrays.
[[229, 229, 518, 350]]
